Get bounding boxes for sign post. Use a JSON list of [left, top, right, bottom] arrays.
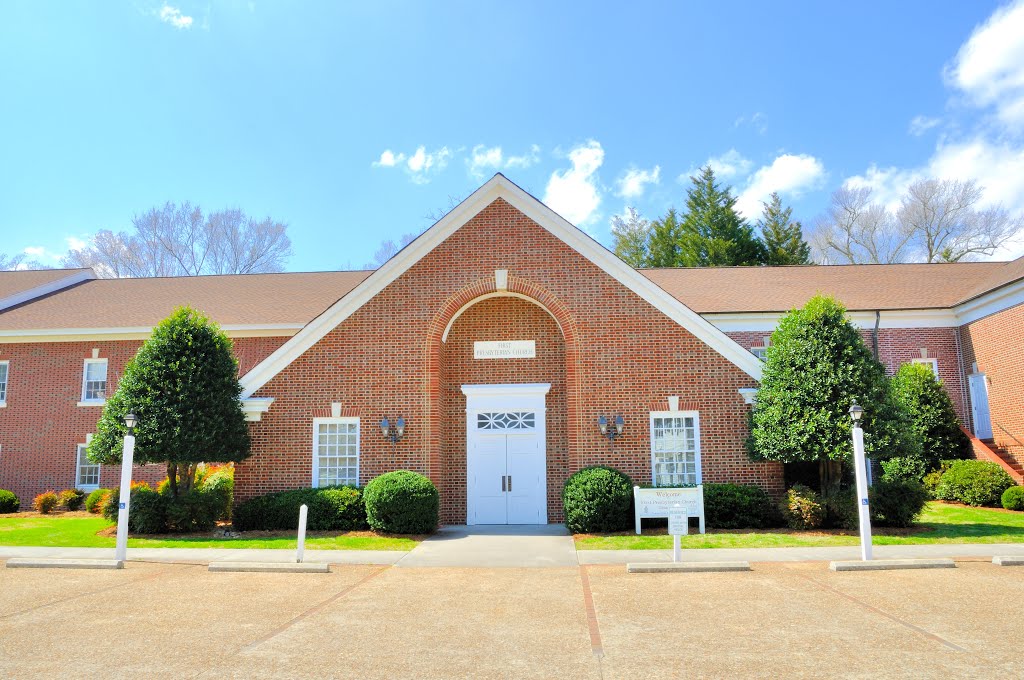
[[114, 431, 135, 563], [296, 504, 308, 563], [668, 504, 688, 563], [851, 417, 873, 561]]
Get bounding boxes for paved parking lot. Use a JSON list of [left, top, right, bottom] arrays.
[[0, 559, 1019, 678]]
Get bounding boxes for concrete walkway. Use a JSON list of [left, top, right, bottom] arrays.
[[395, 524, 578, 567], [0, 545, 404, 565]]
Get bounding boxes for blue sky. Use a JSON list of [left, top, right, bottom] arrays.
[[3, 0, 1024, 271]]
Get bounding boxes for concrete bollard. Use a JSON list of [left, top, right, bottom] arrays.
[[296, 504, 308, 563]]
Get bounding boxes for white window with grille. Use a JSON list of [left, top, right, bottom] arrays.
[[0, 361, 8, 405], [81, 359, 108, 403], [912, 357, 939, 376], [312, 417, 360, 487], [76, 443, 100, 491], [650, 411, 702, 487]]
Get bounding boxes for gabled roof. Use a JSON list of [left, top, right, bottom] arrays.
[[640, 261, 1005, 313], [0, 268, 96, 313], [238, 174, 765, 397], [0, 270, 371, 335]]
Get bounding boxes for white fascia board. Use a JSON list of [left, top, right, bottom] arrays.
[[704, 308, 959, 333], [954, 279, 1024, 325], [0, 269, 97, 312], [238, 175, 763, 398], [0, 324, 303, 344], [241, 397, 274, 422]]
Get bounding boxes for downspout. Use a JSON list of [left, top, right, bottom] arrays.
[[872, 311, 880, 360], [953, 326, 971, 430]]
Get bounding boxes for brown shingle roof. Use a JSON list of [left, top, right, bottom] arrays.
[[0, 268, 92, 301], [639, 262, 1009, 313], [0, 270, 372, 330]]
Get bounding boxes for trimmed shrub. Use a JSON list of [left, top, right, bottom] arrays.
[[703, 483, 781, 529], [562, 466, 634, 534], [935, 460, 1015, 507], [85, 488, 111, 514], [923, 470, 944, 498], [779, 484, 825, 530], [128, 488, 170, 534], [824, 488, 858, 530], [106, 485, 221, 533], [233, 485, 367, 532], [880, 456, 927, 484], [59, 489, 86, 511], [870, 479, 930, 527], [33, 491, 58, 514], [0, 489, 21, 514], [199, 465, 234, 520], [890, 362, 971, 471], [364, 471, 439, 534], [1002, 486, 1024, 511], [165, 489, 221, 532]]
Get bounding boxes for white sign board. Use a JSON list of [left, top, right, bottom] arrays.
[[474, 340, 536, 360], [668, 508, 688, 536], [634, 485, 705, 535]]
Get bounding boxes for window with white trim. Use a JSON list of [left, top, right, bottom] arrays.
[[81, 359, 108, 403], [312, 417, 360, 487], [0, 361, 8, 404], [76, 444, 100, 490], [912, 358, 939, 377], [750, 347, 768, 361], [650, 411, 702, 487]]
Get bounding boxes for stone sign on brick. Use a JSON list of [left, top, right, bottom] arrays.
[[473, 340, 536, 359]]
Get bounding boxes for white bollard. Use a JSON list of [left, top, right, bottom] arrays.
[[114, 433, 136, 563], [296, 504, 308, 563], [851, 425, 874, 561]]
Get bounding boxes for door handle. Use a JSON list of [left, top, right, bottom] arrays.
[[501, 475, 506, 492], [508, 475, 512, 492]]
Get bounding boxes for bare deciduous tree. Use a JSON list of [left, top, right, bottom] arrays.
[[812, 180, 1023, 264], [365, 232, 419, 268], [0, 252, 47, 271], [62, 202, 292, 277], [897, 179, 1022, 262]]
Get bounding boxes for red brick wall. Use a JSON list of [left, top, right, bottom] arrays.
[[241, 198, 783, 523], [725, 326, 968, 422], [0, 336, 286, 505], [960, 302, 1024, 467]]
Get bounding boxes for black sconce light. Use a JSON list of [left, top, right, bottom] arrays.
[[597, 415, 624, 440], [380, 416, 406, 443]]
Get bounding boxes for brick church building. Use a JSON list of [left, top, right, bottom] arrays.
[[1, 174, 1021, 523]]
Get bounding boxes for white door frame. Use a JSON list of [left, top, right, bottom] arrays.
[[462, 383, 550, 525], [968, 372, 993, 440]]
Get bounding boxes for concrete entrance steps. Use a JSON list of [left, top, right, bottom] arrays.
[[396, 524, 578, 568]]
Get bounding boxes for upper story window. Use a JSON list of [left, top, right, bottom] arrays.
[[81, 359, 108, 404], [650, 411, 702, 487], [0, 361, 8, 405], [312, 417, 360, 487], [912, 357, 939, 377], [750, 347, 768, 361]]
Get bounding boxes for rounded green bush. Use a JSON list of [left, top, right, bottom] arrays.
[[85, 488, 111, 514], [703, 483, 781, 529], [870, 479, 930, 527], [128, 488, 170, 534], [363, 471, 439, 534], [232, 485, 367, 531], [0, 489, 20, 514], [779, 484, 824, 530], [824, 488, 859, 530], [562, 466, 633, 534], [879, 456, 927, 484], [34, 491, 58, 514], [59, 489, 86, 511], [199, 467, 235, 520], [935, 460, 1015, 507], [1002, 486, 1024, 511]]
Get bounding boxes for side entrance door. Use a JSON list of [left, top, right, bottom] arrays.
[[968, 373, 993, 440], [463, 383, 550, 525]]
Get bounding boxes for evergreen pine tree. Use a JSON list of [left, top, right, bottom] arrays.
[[758, 193, 812, 265], [647, 208, 684, 267], [677, 166, 765, 266], [611, 207, 652, 267]]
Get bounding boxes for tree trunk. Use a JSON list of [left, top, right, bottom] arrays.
[[167, 462, 178, 497], [818, 458, 844, 497]]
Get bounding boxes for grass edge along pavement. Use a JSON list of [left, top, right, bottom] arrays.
[[0, 512, 419, 550], [576, 502, 1024, 550]]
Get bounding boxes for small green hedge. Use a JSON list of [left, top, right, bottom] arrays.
[[233, 485, 368, 532], [0, 489, 20, 513], [703, 483, 781, 529], [60, 488, 86, 511], [562, 466, 633, 534], [935, 460, 1015, 507], [1002, 486, 1024, 511], [364, 471, 439, 534], [104, 485, 226, 533], [779, 484, 825, 530], [85, 488, 111, 514], [870, 479, 930, 527]]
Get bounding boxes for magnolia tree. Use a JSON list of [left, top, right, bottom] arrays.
[[88, 307, 250, 495], [748, 295, 919, 494]]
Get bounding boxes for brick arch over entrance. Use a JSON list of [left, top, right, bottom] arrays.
[[424, 276, 581, 521]]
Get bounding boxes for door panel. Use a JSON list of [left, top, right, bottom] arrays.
[[471, 435, 508, 524], [969, 374, 993, 440], [506, 434, 545, 524]]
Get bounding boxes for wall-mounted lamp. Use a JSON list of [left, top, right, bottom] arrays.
[[597, 415, 624, 440], [380, 416, 405, 443]]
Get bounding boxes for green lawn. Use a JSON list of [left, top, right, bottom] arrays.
[[575, 502, 1024, 550], [0, 513, 418, 550]]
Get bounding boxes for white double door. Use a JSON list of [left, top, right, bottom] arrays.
[[463, 383, 550, 525]]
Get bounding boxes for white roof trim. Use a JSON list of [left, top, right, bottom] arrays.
[[705, 308, 960, 332], [0, 323, 303, 344], [0, 268, 96, 313], [954, 278, 1024, 325], [239, 174, 762, 397]]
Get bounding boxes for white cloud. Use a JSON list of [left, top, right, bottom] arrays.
[[908, 115, 941, 136], [734, 112, 767, 134], [372, 145, 451, 183], [705, 149, 753, 180], [66, 236, 88, 251], [615, 166, 661, 199], [735, 154, 826, 218], [157, 4, 194, 29], [505, 144, 540, 169], [946, 0, 1024, 127], [23, 245, 62, 263], [373, 149, 405, 167], [23, 246, 45, 257], [467, 144, 540, 178], [543, 140, 604, 227]]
